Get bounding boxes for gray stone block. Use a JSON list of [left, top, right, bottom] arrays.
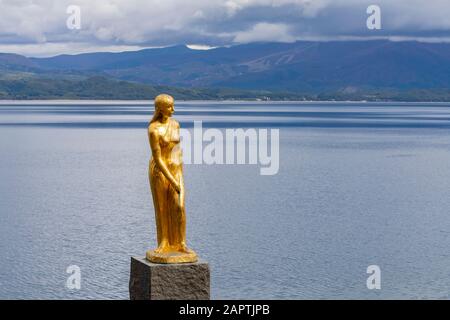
[[129, 256, 210, 300]]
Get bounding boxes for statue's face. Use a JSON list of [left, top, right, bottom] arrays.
[[161, 100, 174, 117]]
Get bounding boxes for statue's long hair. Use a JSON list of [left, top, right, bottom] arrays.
[[151, 94, 174, 123]]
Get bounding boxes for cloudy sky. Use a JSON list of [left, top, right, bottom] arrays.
[[1, 0, 450, 57]]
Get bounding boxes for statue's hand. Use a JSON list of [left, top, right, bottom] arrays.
[[172, 182, 181, 194]]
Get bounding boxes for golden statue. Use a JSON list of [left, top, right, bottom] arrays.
[[146, 94, 198, 264]]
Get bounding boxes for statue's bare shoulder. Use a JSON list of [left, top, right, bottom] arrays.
[[148, 122, 160, 136], [171, 118, 180, 128]]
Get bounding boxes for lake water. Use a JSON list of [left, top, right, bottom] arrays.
[[1, 101, 450, 299]]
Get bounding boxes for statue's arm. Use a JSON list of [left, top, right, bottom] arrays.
[[179, 167, 185, 208], [149, 126, 180, 193], [174, 120, 184, 195]]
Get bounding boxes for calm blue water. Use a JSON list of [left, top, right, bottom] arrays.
[[1, 101, 450, 299]]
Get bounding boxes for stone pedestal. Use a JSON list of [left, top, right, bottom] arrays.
[[129, 256, 210, 300]]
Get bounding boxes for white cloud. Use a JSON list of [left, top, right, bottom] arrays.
[[186, 44, 217, 50], [234, 23, 296, 43], [0, 43, 149, 57], [0, 0, 449, 56]]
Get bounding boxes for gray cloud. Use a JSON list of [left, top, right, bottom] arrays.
[[0, 0, 449, 56]]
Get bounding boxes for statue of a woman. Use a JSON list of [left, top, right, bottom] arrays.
[[146, 94, 197, 264]]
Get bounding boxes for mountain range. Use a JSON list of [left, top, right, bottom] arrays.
[[1, 40, 450, 100]]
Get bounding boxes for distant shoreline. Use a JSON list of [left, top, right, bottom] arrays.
[[0, 99, 449, 104]]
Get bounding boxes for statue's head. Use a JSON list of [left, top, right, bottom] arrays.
[[152, 94, 174, 122]]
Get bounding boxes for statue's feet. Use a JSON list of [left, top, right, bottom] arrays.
[[154, 240, 170, 254], [146, 242, 197, 264], [179, 242, 194, 254]]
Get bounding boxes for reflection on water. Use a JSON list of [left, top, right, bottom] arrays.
[[2, 101, 450, 128], [1, 101, 450, 299]]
